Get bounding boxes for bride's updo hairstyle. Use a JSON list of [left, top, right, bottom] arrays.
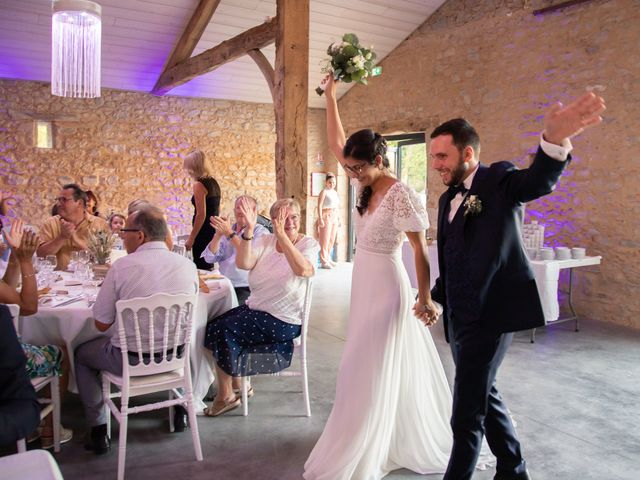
[[343, 129, 390, 215]]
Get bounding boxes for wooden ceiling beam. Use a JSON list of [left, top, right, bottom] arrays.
[[152, 17, 277, 96], [247, 49, 275, 100], [152, 0, 221, 93]]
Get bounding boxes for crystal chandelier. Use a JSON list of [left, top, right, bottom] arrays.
[[51, 0, 102, 98]]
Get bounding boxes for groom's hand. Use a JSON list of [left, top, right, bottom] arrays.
[[543, 91, 606, 146]]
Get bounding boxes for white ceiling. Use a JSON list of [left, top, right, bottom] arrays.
[[0, 0, 446, 108]]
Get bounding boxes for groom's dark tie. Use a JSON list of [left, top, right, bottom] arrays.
[[448, 183, 468, 199]]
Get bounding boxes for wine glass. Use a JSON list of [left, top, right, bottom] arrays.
[[45, 255, 57, 271], [78, 250, 90, 265]]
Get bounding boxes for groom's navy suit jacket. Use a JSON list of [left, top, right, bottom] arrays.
[[431, 147, 570, 342]]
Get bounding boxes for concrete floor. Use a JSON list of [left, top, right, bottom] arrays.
[[11, 263, 640, 479]]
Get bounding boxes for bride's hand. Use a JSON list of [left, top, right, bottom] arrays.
[[323, 74, 338, 99], [413, 299, 440, 327]]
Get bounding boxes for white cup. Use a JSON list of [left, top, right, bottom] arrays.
[[571, 247, 586, 259], [555, 247, 571, 260], [526, 248, 538, 260], [539, 248, 555, 260]]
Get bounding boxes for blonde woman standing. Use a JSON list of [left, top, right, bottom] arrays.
[[183, 150, 221, 269], [316, 172, 339, 268]]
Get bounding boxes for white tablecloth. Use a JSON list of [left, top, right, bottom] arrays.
[[401, 240, 602, 322], [530, 256, 602, 322], [19, 275, 238, 412]]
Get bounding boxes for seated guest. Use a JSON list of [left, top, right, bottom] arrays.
[[107, 213, 125, 234], [203, 195, 268, 305], [0, 191, 13, 276], [0, 304, 41, 446], [127, 199, 173, 250], [37, 183, 108, 270], [203, 199, 318, 416], [107, 213, 126, 250], [75, 206, 198, 454], [85, 190, 102, 217], [0, 219, 72, 448]]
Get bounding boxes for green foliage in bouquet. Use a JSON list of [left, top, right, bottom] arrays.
[[316, 33, 377, 95], [87, 229, 116, 265]]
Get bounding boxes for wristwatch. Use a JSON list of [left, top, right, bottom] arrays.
[[227, 232, 237, 240], [241, 231, 254, 241]]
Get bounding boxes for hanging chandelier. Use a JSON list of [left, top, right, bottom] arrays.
[[51, 0, 102, 98]]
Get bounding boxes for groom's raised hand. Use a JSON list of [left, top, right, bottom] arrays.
[[543, 91, 606, 146]]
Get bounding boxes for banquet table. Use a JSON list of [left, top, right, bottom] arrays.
[[18, 272, 238, 413], [401, 240, 602, 336]]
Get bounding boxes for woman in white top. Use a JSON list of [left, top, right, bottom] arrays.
[[203, 198, 319, 417], [316, 172, 340, 268]]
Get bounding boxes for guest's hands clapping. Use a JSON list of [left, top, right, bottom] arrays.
[[543, 91, 606, 146], [14, 230, 39, 261], [413, 298, 440, 327], [3, 218, 24, 249], [237, 197, 257, 232], [209, 215, 233, 237], [271, 207, 288, 240], [60, 218, 77, 239]]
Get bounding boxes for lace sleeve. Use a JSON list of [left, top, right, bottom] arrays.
[[392, 183, 429, 232]]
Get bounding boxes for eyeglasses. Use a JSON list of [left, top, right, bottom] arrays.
[[55, 196, 75, 203], [343, 163, 368, 175], [119, 228, 141, 233]]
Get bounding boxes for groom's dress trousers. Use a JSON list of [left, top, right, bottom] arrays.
[[441, 197, 526, 480]]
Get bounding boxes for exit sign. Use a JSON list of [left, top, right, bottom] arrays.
[[371, 66, 383, 77]]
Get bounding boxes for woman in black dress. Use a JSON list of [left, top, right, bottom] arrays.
[[183, 150, 221, 269]]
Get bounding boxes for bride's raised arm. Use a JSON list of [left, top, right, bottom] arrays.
[[323, 75, 348, 169]]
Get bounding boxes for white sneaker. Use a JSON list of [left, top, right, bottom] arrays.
[[41, 426, 73, 449]]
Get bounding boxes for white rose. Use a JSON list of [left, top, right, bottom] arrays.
[[365, 52, 372, 60]]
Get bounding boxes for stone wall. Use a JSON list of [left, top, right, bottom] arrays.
[[336, 0, 640, 328], [0, 79, 278, 232]]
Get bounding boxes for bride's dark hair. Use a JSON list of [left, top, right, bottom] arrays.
[[343, 129, 390, 215]]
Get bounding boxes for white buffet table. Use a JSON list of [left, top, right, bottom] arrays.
[[19, 274, 238, 413]]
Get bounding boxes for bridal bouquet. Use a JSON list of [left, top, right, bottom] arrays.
[[316, 33, 377, 95]]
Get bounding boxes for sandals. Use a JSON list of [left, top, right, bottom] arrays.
[[203, 396, 241, 417], [233, 385, 254, 400]]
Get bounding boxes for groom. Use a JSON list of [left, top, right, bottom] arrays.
[[429, 92, 605, 480]]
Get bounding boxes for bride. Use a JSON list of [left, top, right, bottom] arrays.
[[304, 77, 454, 479]]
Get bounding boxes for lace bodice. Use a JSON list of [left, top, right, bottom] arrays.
[[354, 182, 429, 254]]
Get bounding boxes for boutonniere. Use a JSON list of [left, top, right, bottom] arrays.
[[463, 195, 482, 216]]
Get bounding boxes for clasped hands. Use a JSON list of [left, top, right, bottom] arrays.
[[413, 299, 441, 327]]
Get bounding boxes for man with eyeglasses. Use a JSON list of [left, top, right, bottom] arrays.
[[37, 183, 108, 270], [75, 206, 198, 454]]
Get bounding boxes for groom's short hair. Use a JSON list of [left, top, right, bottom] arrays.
[[430, 118, 481, 157]]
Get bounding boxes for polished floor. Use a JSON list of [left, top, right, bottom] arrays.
[[11, 263, 640, 479]]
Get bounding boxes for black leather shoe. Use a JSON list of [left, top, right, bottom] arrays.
[[494, 470, 531, 480], [173, 406, 189, 433], [84, 434, 111, 455], [84, 424, 111, 455]]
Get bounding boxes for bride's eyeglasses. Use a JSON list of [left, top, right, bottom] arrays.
[[343, 162, 368, 175]]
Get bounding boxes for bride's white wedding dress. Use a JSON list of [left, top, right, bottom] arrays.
[[304, 182, 454, 480]]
